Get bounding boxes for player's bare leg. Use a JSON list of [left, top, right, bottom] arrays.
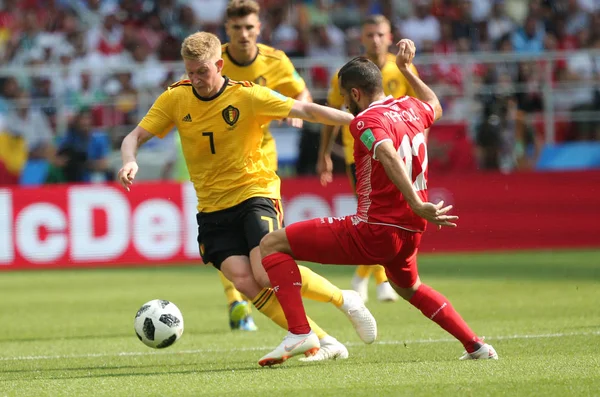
[[389, 275, 498, 360], [221, 253, 350, 365], [217, 271, 257, 331]]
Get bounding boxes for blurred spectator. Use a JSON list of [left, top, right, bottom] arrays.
[[305, 21, 346, 58], [184, 0, 228, 34], [512, 14, 545, 53], [170, 5, 199, 42], [6, 10, 42, 65], [0, 114, 27, 184], [515, 61, 544, 113], [54, 108, 112, 183], [64, 70, 106, 119], [470, 0, 493, 23], [70, 0, 105, 30], [85, 5, 124, 65], [398, 0, 441, 48], [0, 76, 19, 114], [476, 95, 542, 172], [564, 0, 590, 35], [0, 0, 598, 181], [487, 0, 514, 45], [451, 0, 480, 50], [329, 0, 382, 30], [563, 34, 599, 140], [4, 90, 56, 184], [124, 41, 168, 91], [264, 6, 303, 57]]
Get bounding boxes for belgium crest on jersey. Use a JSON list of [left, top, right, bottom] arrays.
[[222, 105, 240, 126], [254, 76, 267, 86]]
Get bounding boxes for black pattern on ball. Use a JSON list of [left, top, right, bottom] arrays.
[[159, 300, 170, 308], [159, 314, 181, 328], [143, 318, 155, 340], [136, 331, 143, 341], [135, 304, 151, 318], [156, 334, 177, 349]]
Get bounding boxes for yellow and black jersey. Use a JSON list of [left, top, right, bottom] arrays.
[[221, 43, 307, 170], [138, 77, 294, 212], [327, 53, 419, 165]]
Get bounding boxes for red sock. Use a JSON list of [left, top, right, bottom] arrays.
[[262, 252, 311, 335], [410, 284, 482, 353]]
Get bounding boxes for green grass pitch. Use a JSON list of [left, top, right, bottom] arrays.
[[1, 250, 599, 397]]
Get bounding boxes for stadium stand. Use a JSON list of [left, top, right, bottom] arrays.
[[0, 0, 599, 184]]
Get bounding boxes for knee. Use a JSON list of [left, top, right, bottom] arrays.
[[228, 272, 260, 299], [392, 278, 421, 301], [259, 232, 277, 258]]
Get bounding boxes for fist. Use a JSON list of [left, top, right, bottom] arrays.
[[396, 39, 416, 70]]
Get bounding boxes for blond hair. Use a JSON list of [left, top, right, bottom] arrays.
[[362, 15, 391, 29], [226, 0, 260, 19], [180, 32, 222, 61]]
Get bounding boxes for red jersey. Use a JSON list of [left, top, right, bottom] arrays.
[[350, 95, 435, 232]]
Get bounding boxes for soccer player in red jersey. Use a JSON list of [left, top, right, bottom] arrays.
[[257, 39, 499, 366]]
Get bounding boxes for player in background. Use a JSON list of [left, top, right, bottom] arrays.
[[212, 0, 313, 332], [119, 32, 377, 363], [257, 40, 498, 366], [317, 15, 420, 303]]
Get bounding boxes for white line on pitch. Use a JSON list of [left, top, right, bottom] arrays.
[[1, 330, 598, 362]]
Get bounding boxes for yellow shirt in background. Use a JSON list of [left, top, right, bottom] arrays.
[[221, 43, 306, 171]]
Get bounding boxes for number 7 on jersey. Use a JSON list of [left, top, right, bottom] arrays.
[[202, 132, 215, 154]]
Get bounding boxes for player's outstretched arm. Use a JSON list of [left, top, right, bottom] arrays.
[[316, 124, 340, 186], [376, 140, 457, 228], [395, 39, 443, 122], [118, 125, 154, 191], [288, 100, 354, 126]]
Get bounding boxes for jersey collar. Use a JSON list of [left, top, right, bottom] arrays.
[[193, 76, 229, 102], [369, 95, 394, 107], [225, 44, 259, 67]]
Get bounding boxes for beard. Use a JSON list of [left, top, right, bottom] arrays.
[[348, 98, 362, 116]]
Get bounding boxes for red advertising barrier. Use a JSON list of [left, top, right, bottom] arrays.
[[282, 171, 600, 253], [1, 171, 599, 270], [0, 182, 201, 270]]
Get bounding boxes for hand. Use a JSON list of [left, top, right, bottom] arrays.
[[395, 39, 416, 71], [118, 161, 138, 191], [412, 200, 458, 229], [278, 118, 304, 128], [316, 154, 333, 187]]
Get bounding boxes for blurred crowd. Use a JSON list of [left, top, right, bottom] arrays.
[[0, 0, 599, 184]]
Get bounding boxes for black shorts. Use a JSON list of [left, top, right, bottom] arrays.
[[346, 163, 357, 195], [196, 197, 284, 270]]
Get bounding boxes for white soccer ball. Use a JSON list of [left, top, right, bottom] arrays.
[[134, 299, 184, 349]]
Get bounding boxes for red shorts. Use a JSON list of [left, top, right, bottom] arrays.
[[285, 216, 422, 288]]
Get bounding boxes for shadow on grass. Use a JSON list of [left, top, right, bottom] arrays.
[[0, 364, 287, 381], [302, 250, 600, 282], [0, 329, 224, 344]]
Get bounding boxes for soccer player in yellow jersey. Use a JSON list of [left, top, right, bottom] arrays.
[[317, 15, 420, 304], [211, 0, 313, 331], [118, 31, 377, 363]]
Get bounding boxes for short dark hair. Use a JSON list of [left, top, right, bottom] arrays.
[[338, 57, 383, 96], [226, 0, 260, 19]]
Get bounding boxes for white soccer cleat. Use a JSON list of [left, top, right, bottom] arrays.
[[351, 275, 369, 303], [299, 335, 349, 362], [258, 331, 320, 367], [339, 290, 377, 344], [459, 343, 499, 360], [376, 281, 399, 302]]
